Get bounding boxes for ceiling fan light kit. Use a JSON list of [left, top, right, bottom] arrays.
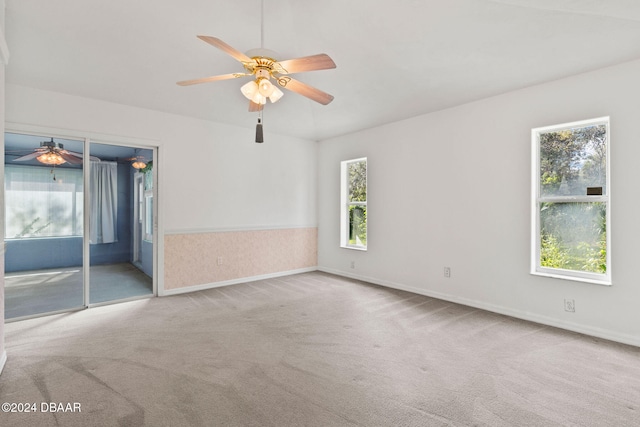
[[240, 78, 283, 105], [36, 152, 66, 166], [131, 161, 147, 170], [123, 149, 149, 169], [37, 140, 67, 165]]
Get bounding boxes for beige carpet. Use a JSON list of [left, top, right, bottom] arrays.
[[0, 272, 638, 426]]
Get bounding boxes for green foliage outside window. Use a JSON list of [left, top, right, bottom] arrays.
[[349, 206, 367, 246], [538, 124, 607, 274], [540, 202, 606, 273], [348, 160, 367, 247]]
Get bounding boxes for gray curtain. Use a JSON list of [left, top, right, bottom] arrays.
[[90, 161, 118, 244]]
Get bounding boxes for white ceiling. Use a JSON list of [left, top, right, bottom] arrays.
[[5, 0, 640, 141]]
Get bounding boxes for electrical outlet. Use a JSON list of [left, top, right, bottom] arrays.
[[350, 261, 355, 269], [217, 257, 223, 266], [564, 299, 575, 313], [444, 267, 451, 278]]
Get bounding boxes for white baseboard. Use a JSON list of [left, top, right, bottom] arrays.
[[0, 350, 7, 376], [161, 267, 318, 296], [318, 267, 640, 348]]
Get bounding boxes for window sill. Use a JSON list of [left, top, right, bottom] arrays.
[[531, 271, 611, 286], [341, 245, 367, 252]]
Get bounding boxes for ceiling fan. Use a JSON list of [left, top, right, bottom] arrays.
[[176, 0, 336, 123], [12, 138, 98, 166], [177, 36, 336, 111], [117, 152, 149, 170]]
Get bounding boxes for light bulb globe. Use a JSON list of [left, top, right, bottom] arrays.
[[269, 86, 284, 103], [257, 78, 275, 97], [240, 80, 259, 100]]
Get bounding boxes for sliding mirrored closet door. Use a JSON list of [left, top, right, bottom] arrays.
[[4, 133, 156, 320], [88, 142, 154, 304], [4, 133, 85, 319]]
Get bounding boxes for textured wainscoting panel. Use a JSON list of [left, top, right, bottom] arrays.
[[164, 228, 317, 290]]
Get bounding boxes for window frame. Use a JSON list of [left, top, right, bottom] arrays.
[[531, 117, 611, 285], [340, 157, 367, 251]]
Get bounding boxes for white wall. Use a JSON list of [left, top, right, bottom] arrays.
[[318, 59, 640, 346], [6, 84, 318, 233]]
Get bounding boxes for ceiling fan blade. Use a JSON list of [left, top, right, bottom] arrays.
[[275, 54, 336, 74], [4, 149, 41, 154], [197, 36, 252, 63], [62, 150, 100, 162], [278, 77, 334, 105], [13, 152, 42, 161], [248, 101, 264, 112], [177, 73, 248, 86], [59, 152, 83, 165], [64, 150, 83, 157]]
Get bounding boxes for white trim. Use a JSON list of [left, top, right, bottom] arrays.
[[155, 144, 164, 295], [341, 245, 367, 252], [533, 116, 610, 134], [0, 351, 7, 376], [0, 23, 9, 65], [165, 225, 317, 235], [318, 267, 640, 348], [532, 270, 611, 286], [160, 267, 317, 296]]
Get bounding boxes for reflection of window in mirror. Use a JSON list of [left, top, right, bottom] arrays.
[[138, 179, 144, 223], [144, 192, 153, 241], [144, 169, 153, 191]]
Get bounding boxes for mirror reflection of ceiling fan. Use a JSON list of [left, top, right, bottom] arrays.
[[117, 152, 149, 170], [12, 138, 99, 166]]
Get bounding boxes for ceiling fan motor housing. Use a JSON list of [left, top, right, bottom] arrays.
[[255, 68, 271, 79], [41, 139, 62, 149]]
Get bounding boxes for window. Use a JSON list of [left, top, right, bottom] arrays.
[[5, 164, 84, 239], [531, 117, 610, 284], [341, 158, 367, 250]]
